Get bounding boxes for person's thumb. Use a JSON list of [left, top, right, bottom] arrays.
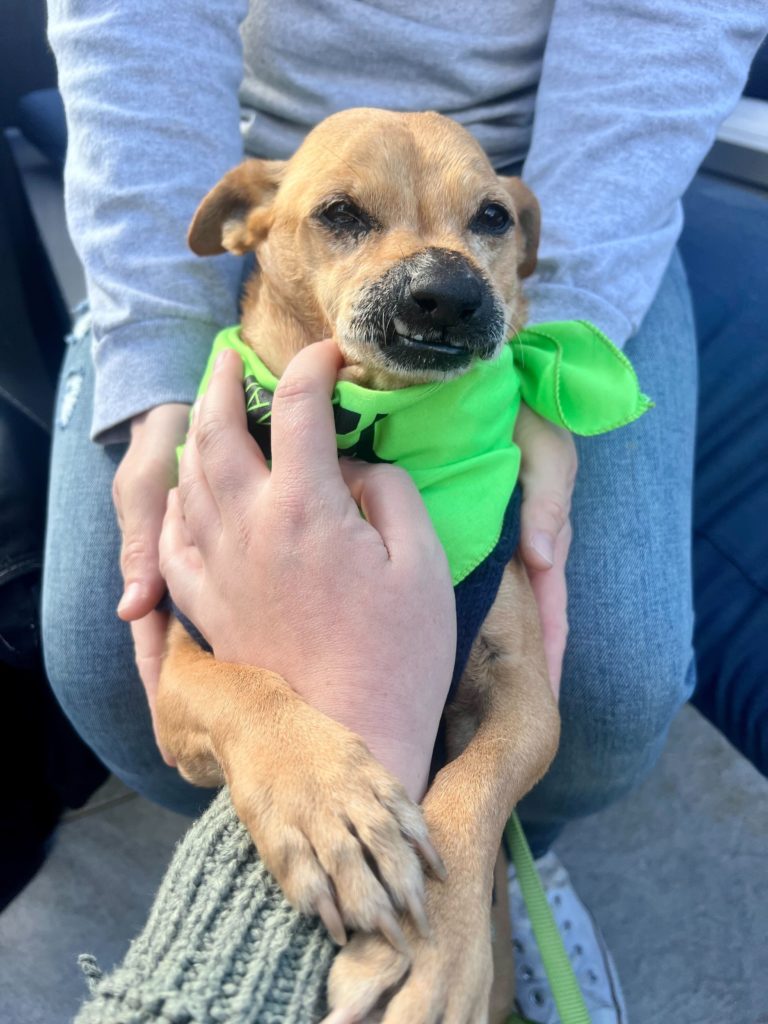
[[516, 411, 577, 573], [520, 489, 571, 570]]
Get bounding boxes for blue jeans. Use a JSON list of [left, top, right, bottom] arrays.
[[41, 251, 698, 846]]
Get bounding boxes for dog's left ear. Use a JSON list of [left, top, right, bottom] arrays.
[[497, 177, 540, 279], [188, 159, 287, 256]]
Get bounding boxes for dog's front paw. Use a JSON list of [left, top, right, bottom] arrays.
[[226, 710, 442, 950], [325, 874, 494, 1024]]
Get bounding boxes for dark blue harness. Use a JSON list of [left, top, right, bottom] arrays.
[[449, 487, 521, 701]]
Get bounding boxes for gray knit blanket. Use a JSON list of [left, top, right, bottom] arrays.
[[74, 790, 336, 1023]]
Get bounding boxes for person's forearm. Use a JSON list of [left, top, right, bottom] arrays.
[[523, 0, 767, 343], [48, 0, 249, 443]]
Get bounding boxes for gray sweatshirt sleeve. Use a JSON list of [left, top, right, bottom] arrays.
[[49, 0, 249, 443], [523, 0, 767, 345]]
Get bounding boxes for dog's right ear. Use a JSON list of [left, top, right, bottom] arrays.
[[188, 159, 286, 256]]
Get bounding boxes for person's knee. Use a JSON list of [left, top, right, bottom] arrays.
[[41, 575, 124, 720], [41, 603, 133, 774], [523, 623, 695, 824], [42, 594, 209, 817]]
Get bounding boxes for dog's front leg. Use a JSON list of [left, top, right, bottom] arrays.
[[158, 619, 440, 950], [327, 558, 560, 1024]]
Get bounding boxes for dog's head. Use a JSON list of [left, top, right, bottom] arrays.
[[189, 108, 539, 386]]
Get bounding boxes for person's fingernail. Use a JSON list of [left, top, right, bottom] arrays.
[[117, 581, 143, 615], [214, 349, 229, 372], [530, 530, 555, 567]]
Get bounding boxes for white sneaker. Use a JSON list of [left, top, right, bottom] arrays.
[[507, 852, 628, 1024]]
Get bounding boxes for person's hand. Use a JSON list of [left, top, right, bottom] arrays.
[[514, 402, 577, 698], [159, 341, 456, 800], [113, 402, 190, 759]]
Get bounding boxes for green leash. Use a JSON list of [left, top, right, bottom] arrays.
[[503, 812, 592, 1024]]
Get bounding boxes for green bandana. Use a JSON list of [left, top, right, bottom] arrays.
[[188, 322, 651, 586]]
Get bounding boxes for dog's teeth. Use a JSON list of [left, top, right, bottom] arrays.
[[394, 317, 410, 337]]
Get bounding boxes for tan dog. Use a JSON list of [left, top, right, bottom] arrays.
[[157, 109, 560, 1024]]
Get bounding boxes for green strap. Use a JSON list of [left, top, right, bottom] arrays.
[[504, 812, 592, 1024]]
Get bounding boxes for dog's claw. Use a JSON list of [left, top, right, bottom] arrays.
[[377, 910, 410, 956], [416, 835, 447, 882], [317, 892, 347, 947], [405, 889, 430, 939]]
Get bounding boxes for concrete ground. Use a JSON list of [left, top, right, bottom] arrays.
[[2, 705, 766, 1024]]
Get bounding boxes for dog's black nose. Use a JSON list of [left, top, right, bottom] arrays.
[[407, 265, 483, 328]]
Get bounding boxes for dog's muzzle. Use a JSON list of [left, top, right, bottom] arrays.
[[348, 248, 505, 375]]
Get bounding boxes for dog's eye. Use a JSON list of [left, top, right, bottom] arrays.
[[319, 200, 371, 233], [471, 203, 513, 236]]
